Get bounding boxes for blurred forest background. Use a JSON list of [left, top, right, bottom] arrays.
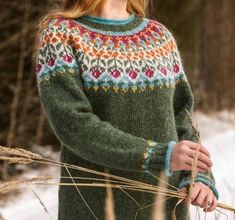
[[0, 0, 234, 179]]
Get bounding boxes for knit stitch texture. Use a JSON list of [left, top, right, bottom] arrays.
[[35, 13, 218, 220]]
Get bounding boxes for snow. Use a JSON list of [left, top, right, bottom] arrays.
[[0, 110, 235, 220], [0, 186, 58, 220]]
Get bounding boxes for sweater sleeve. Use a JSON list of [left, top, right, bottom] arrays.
[[35, 18, 175, 174], [165, 25, 219, 199], [174, 77, 219, 199]]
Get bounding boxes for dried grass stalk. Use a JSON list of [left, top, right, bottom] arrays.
[[0, 145, 42, 159], [152, 171, 168, 220], [0, 156, 33, 164], [0, 176, 52, 194], [104, 169, 116, 220]]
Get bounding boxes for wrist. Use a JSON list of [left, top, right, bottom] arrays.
[[178, 172, 219, 199]]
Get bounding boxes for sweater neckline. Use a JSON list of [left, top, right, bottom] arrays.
[[81, 13, 136, 25], [73, 13, 149, 36]]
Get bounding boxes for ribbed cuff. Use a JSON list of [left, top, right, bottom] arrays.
[[141, 140, 175, 174], [178, 173, 219, 199], [164, 141, 176, 177]]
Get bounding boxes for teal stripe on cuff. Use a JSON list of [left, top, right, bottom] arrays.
[[178, 177, 219, 199], [164, 141, 176, 177]]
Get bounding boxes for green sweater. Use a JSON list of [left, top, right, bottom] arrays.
[[35, 13, 218, 220]]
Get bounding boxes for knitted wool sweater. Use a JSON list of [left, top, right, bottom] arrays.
[[35, 13, 218, 220]]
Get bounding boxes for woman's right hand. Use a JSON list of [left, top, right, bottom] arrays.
[[170, 140, 213, 172]]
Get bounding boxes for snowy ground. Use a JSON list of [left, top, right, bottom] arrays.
[[0, 110, 234, 220]]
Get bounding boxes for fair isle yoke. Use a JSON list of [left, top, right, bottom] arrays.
[[35, 13, 218, 220], [36, 13, 186, 91]]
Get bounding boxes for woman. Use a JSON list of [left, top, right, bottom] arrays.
[[34, 0, 219, 219]]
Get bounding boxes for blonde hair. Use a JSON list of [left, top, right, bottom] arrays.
[[33, 0, 150, 60], [40, 0, 150, 27]]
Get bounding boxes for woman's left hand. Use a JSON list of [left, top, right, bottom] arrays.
[[181, 182, 218, 212]]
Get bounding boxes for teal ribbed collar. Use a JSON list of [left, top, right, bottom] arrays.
[[81, 13, 136, 25], [73, 13, 148, 35]]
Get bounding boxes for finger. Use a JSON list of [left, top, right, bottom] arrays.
[[193, 187, 208, 208], [199, 145, 211, 158], [178, 187, 190, 205], [203, 197, 216, 212], [188, 149, 213, 167], [206, 196, 218, 212], [202, 190, 213, 212], [188, 143, 210, 158], [185, 159, 209, 172], [189, 183, 201, 202], [182, 163, 207, 173]]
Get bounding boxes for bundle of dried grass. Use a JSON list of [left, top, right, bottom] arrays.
[[0, 145, 234, 218]]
